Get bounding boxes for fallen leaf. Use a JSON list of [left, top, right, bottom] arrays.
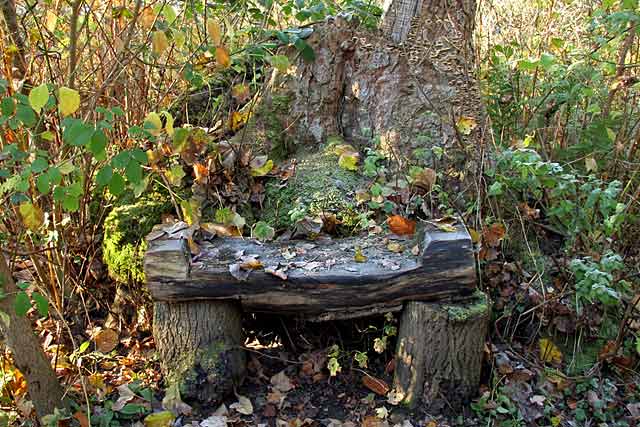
[[200, 415, 228, 427], [265, 266, 288, 280], [112, 384, 135, 411], [456, 115, 477, 135], [271, 370, 294, 392], [483, 223, 506, 247], [162, 382, 192, 416], [413, 168, 436, 191], [362, 375, 390, 396], [386, 242, 404, 253], [354, 247, 367, 263], [375, 407, 389, 419], [94, 328, 119, 353], [388, 215, 416, 236], [229, 263, 250, 281], [539, 338, 563, 364], [73, 411, 90, 427], [144, 411, 175, 427], [230, 394, 253, 415]]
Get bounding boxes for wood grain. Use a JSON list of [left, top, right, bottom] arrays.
[[144, 223, 476, 317]]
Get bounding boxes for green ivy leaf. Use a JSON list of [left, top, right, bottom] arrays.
[[125, 161, 142, 184], [28, 84, 50, 113], [1, 97, 15, 116]]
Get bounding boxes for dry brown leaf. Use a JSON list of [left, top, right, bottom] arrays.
[[362, 375, 390, 396], [483, 223, 506, 247], [216, 46, 231, 68], [387, 215, 416, 236], [413, 168, 437, 191], [74, 411, 90, 427], [94, 328, 119, 353]]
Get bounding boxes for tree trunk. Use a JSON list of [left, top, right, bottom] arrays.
[[0, 255, 67, 419], [153, 300, 246, 403], [393, 292, 489, 410]]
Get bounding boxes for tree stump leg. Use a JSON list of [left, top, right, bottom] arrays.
[[153, 300, 246, 404], [393, 292, 489, 410]]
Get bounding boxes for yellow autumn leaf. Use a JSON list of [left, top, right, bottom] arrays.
[[19, 202, 44, 231], [250, 159, 273, 177], [173, 30, 186, 49], [206, 17, 222, 45], [143, 411, 175, 427], [456, 115, 477, 136], [215, 46, 231, 68], [539, 338, 563, 364], [231, 110, 250, 131], [58, 86, 80, 116], [152, 31, 169, 55], [144, 112, 163, 135], [140, 7, 156, 29], [354, 247, 367, 263], [45, 11, 58, 32]]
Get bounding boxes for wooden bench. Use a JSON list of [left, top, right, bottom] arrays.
[[143, 222, 489, 409]]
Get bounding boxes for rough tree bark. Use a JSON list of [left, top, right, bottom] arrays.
[[246, 0, 483, 189], [0, 255, 67, 419], [393, 292, 489, 409], [153, 301, 246, 403]]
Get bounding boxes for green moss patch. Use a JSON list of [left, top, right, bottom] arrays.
[[445, 291, 490, 323], [102, 195, 172, 283], [261, 151, 368, 232]]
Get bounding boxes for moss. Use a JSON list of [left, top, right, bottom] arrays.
[[102, 194, 172, 283], [166, 341, 237, 401], [445, 290, 490, 323], [260, 151, 368, 232]]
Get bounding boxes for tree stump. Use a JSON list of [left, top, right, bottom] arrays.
[[393, 291, 489, 409], [145, 238, 246, 403], [153, 300, 245, 403]]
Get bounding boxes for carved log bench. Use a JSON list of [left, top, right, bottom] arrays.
[[143, 222, 489, 409]]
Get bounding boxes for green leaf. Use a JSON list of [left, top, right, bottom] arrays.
[[253, 221, 275, 241], [14, 291, 31, 316], [1, 97, 15, 116], [64, 120, 94, 146], [36, 173, 50, 194], [63, 194, 80, 212], [16, 104, 36, 127], [293, 38, 315, 61], [267, 55, 290, 72], [31, 292, 48, 317], [488, 181, 503, 196], [89, 130, 108, 160], [29, 84, 49, 113], [31, 157, 48, 173], [96, 165, 113, 187], [125, 161, 142, 184], [172, 128, 190, 153], [109, 172, 125, 195], [78, 340, 90, 354]]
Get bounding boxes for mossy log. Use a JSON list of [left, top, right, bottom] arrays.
[[393, 291, 490, 409]]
